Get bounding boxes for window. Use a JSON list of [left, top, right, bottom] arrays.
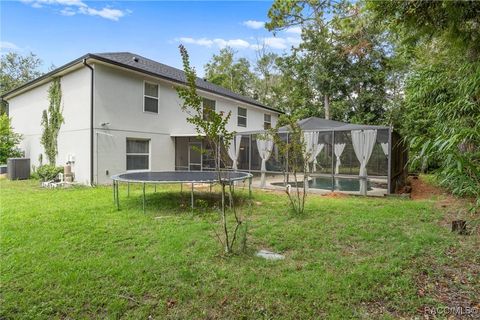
[[144, 82, 158, 113], [126, 139, 150, 170], [264, 114, 272, 129], [237, 107, 247, 127], [202, 98, 216, 120]]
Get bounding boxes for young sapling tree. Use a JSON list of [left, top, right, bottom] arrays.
[[175, 45, 245, 253], [270, 114, 310, 214]]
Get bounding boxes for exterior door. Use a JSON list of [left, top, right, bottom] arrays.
[[188, 142, 202, 171]]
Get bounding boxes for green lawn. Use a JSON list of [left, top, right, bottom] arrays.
[[1, 179, 478, 319]]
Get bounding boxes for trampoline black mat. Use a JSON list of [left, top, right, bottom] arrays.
[[111, 171, 252, 184]]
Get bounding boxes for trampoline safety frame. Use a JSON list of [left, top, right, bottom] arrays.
[[111, 171, 253, 214]]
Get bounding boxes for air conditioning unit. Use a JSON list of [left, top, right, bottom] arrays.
[[7, 158, 30, 180]]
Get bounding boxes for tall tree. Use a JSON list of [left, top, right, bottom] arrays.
[[252, 47, 281, 107], [204, 47, 254, 97], [0, 52, 43, 114], [266, 0, 395, 124]]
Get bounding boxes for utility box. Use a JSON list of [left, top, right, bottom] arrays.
[[7, 158, 30, 180]]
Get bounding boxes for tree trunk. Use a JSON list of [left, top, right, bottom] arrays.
[[324, 95, 330, 120]]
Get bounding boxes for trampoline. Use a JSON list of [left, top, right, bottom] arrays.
[[111, 171, 253, 213]]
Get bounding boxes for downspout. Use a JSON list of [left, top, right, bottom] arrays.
[[83, 59, 94, 185]]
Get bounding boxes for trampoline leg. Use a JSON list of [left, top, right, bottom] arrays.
[[209, 183, 212, 192], [127, 182, 130, 197], [181, 183, 183, 194], [249, 177, 252, 199], [116, 181, 120, 210], [142, 183, 146, 214], [229, 182, 232, 209], [154, 184, 156, 193], [191, 183, 194, 209], [113, 181, 116, 204]]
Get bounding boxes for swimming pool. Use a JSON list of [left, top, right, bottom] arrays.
[[271, 176, 373, 192]]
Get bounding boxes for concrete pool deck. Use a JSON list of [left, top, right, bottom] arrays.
[[249, 174, 388, 197]]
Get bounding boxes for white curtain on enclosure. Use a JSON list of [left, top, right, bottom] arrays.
[[256, 134, 274, 188], [303, 131, 324, 172], [334, 143, 346, 175], [351, 129, 377, 195], [227, 135, 242, 170], [380, 142, 389, 157]]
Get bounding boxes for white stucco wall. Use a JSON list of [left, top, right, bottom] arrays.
[[93, 64, 278, 184], [8, 67, 91, 184]]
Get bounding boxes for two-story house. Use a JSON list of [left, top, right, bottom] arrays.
[[3, 52, 280, 184]]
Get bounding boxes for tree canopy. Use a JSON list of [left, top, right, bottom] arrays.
[[0, 52, 44, 114]]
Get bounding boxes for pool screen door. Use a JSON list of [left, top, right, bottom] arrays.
[[188, 142, 202, 171]]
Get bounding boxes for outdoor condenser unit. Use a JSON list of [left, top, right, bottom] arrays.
[[7, 158, 30, 180]]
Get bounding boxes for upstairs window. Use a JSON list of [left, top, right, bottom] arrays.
[[144, 82, 158, 113], [126, 139, 150, 170], [237, 107, 247, 127], [264, 114, 272, 129], [202, 98, 216, 120]]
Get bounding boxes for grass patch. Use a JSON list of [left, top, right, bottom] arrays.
[[1, 179, 478, 319]]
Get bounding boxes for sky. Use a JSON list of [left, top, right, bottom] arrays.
[[0, 0, 302, 76]]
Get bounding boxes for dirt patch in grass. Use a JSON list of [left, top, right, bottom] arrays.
[[409, 176, 446, 200], [321, 192, 348, 198]]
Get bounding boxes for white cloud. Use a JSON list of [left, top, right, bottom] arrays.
[[60, 7, 76, 16], [177, 35, 302, 51], [0, 41, 20, 50], [178, 37, 251, 49], [21, 0, 128, 21], [213, 39, 251, 49], [179, 37, 214, 47], [285, 26, 302, 35], [242, 20, 265, 30], [78, 7, 126, 21], [21, 0, 86, 7]]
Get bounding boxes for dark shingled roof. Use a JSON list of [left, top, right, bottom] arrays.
[[92, 52, 279, 112], [2, 52, 280, 113]]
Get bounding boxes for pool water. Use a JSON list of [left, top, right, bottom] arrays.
[[309, 176, 372, 191], [272, 176, 373, 192]]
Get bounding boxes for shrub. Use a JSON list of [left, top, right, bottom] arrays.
[[0, 114, 23, 164], [35, 164, 63, 181]]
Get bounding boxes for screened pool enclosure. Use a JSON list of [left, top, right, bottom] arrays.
[[174, 117, 407, 195]]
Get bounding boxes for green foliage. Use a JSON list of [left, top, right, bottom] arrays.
[[0, 52, 43, 114], [204, 47, 254, 97], [0, 114, 23, 164], [368, 1, 480, 199], [35, 164, 63, 181], [404, 52, 480, 199], [367, 0, 480, 60], [40, 78, 64, 165]]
